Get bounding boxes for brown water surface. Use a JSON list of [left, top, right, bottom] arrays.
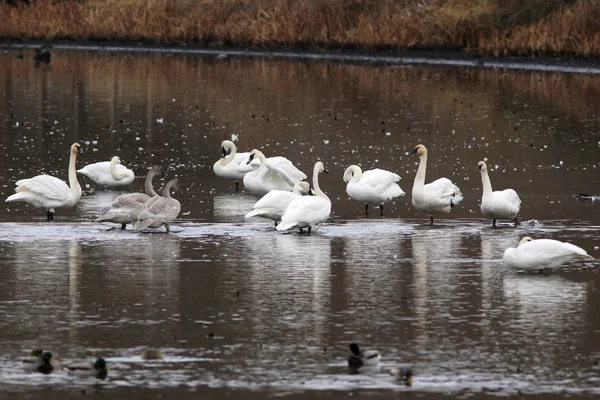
[[0, 49, 599, 399]]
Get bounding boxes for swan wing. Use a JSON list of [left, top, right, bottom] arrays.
[[264, 157, 307, 183], [9, 175, 71, 202], [360, 169, 405, 197], [511, 239, 592, 269], [493, 189, 521, 207], [424, 178, 463, 202]]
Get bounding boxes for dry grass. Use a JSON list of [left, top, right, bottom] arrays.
[[1, 0, 600, 58]]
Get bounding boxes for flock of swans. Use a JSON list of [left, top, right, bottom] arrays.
[[2, 140, 595, 272], [214, 140, 594, 272]]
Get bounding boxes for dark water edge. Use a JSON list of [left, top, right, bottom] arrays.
[[3, 40, 600, 75]]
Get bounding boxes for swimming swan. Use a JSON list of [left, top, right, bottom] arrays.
[[6, 142, 82, 220], [276, 161, 331, 234], [77, 156, 135, 188], [348, 343, 381, 369], [343, 165, 405, 216], [133, 179, 181, 232], [477, 161, 521, 226], [245, 181, 313, 226], [95, 165, 166, 229], [410, 144, 463, 224], [213, 140, 253, 191], [243, 149, 307, 195], [503, 236, 593, 272]]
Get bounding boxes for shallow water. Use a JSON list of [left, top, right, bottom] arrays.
[[0, 49, 599, 399]]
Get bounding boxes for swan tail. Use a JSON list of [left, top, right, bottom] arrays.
[[245, 209, 263, 219], [133, 219, 153, 232], [6, 192, 30, 202], [76, 169, 91, 178], [276, 221, 296, 231]]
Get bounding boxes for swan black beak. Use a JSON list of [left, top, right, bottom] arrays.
[[221, 147, 227, 158], [246, 153, 255, 165], [410, 148, 418, 155], [476, 165, 482, 172], [323, 169, 329, 174], [160, 167, 169, 179]]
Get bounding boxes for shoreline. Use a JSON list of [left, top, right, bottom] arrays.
[[3, 40, 600, 75]]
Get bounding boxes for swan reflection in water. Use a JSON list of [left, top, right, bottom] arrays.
[[236, 233, 332, 339], [212, 194, 256, 223]]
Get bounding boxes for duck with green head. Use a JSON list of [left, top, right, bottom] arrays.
[[65, 358, 108, 379], [23, 351, 53, 374]]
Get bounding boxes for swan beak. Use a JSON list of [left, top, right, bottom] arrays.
[[323, 169, 329, 174], [221, 147, 227, 158], [476, 165, 482, 172], [410, 148, 418, 155], [246, 153, 255, 165]]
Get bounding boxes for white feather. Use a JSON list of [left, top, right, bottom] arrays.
[[503, 237, 593, 271], [478, 161, 521, 222], [344, 165, 405, 204], [77, 156, 134, 187]]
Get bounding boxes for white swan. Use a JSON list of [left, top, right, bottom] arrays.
[[343, 165, 405, 216], [95, 165, 165, 229], [245, 181, 313, 226], [410, 144, 463, 224], [276, 161, 331, 234], [77, 156, 135, 188], [242, 149, 307, 195], [133, 179, 181, 232], [213, 140, 253, 191], [503, 236, 593, 271], [6, 142, 82, 220], [348, 343, 381, 369], [477, 161, 521, 226]]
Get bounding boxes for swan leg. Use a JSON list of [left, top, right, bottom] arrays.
[[493, 219, 497, 227], [514, 217, 520, 227], [274, 221, 278, 228], [299, 228, 304, 233], [307, 226, 312, 235], [365, 203, 369, 215], [165, 223, 171, 232], [429, 216, 434, 225], [121, 223, 126, 230], [380, 203, 384, 217], [235, 181, 239, 192], [46, 210, 54, 221]]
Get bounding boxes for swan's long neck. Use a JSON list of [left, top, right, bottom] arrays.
[[255, 151, 267, 170], [313, 164, 329, 201], [144, 170, 158, 197], [163, 180, 177, 199], [350, 166, 362, 183], [68, 150, 81, 198], [481, 169, 493, 199], [109, 158, 127, 180], [413, 152, 427, 192]]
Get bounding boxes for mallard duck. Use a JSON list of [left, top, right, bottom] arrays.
[[23, 351, 53, 374], [347, 343, 381, 369], [64, 358, 108, 379], [141, 349, 163, 360], [390, 367, 413, 386]]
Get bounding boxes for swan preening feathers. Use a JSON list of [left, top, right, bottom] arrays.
[[213, 140, 252, 190], [410, 144, 463, 224], [503, 236, 593, 272], [243, 149, 307, 195], [343, 165, 405, 216], [477, 161, 521, 226], [245, 181, 313, 226], [77, 156, 135, 188], [6, 142, 82, 220]]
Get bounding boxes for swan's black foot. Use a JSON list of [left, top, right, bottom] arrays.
[[514, 217, 520, 227], [429, 216, 434, 225], [121, 223, 127, 230], [492, 219, 497, 227]]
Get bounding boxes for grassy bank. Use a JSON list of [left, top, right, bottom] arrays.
[[1, 0, 600, 59]]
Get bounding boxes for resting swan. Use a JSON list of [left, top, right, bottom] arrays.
[[6, 142, 82, 220], [213, 140, 252, 191], [133, 179, 181, 232], [410, 144, 463, 224], [343, 165, 405, 216], [243, 149, 306, 195], [503, 236, 593, 272], [276, 161, 331, 234], [95, 165, 166, 229], [245, 181, 313, 226], [477, 161, 521, 226], [77, 156, 135, 188]]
